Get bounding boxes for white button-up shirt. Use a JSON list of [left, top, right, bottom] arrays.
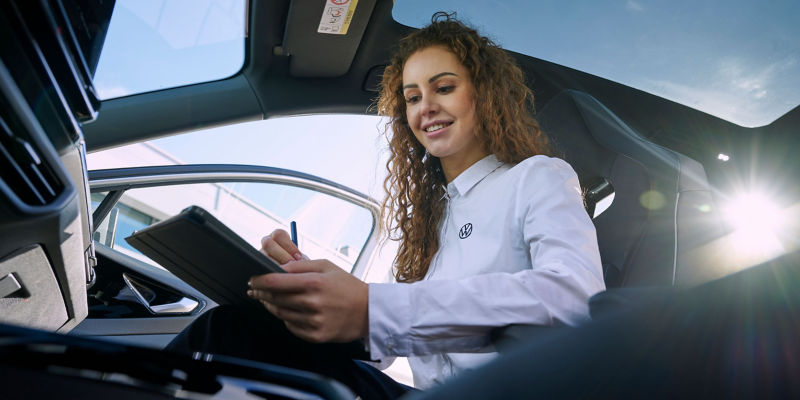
[[367, 155, 605, 389]]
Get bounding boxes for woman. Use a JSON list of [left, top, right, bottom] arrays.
[[169, 12, 604, 399]]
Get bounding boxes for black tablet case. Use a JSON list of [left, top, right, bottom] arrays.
[[126, 206, 284, 308], [126, 206, 373, 361]]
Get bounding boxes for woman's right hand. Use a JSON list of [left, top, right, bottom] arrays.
[[260, 229, 304, 265]]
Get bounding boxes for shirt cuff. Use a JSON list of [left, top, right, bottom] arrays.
[[368, 282, 411, 360]]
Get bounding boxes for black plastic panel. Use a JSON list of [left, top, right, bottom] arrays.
[[0, 49, 77, 218], [15, 0, 100, 123], [2, 323, 356, 400], [70, 244, 216, 337], [90, 334, 177, 350], [0, 0, 83, 151]]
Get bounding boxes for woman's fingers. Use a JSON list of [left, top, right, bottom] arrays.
[[248, 259, 369, 344], [262, 229, 303, 263], [260, 234, 295, 265], [249, 261, 329, 292], [250, 289, 316, 312], [261, 300, 311, 324]]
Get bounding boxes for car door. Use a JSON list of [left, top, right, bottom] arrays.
[[69, 164, 381, 349]]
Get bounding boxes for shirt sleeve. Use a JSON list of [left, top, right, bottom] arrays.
[[367, 157, 606, 360]]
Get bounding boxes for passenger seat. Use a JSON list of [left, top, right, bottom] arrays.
[[493, 90, 731, 348], [538, 90, 728, 288]]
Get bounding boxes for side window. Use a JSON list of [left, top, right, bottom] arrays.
[[91, 182, 374, 273]]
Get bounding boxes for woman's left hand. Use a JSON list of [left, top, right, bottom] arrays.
[[248, 259, 369, 343]]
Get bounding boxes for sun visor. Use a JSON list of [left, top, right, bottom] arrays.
[[282, 0, 377, 78]]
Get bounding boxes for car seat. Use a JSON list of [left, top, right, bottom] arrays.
[[492, 90, 732, 349], [537, 90, 729, 288]]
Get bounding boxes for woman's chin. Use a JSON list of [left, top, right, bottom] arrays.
[[425, 148, 451, 159]]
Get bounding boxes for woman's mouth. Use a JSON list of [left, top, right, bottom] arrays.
[[424, 122, 453, 133]]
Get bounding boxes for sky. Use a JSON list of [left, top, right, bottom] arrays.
[[94, 0, 245, 99]]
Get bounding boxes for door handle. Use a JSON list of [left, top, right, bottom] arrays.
[[122, 273, 199, 315], [149, 297, 199, 314]]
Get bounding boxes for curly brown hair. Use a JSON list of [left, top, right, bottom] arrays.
[[377, 12, 550, 283]]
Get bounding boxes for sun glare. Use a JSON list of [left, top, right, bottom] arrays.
[[723, 193, 789, 268], [725, 194, 783, 232]]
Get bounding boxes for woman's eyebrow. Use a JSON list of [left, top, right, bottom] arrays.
[[428, 72, 457, 83], [402, 72, 458, 90]]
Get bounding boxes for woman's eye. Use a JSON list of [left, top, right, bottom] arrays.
[[405, 95, 420, 104], [437, 85, 455, 93]]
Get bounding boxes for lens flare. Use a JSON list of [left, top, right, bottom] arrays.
[[722, 194, 790, 270], [683, 196, 798, 284], [725, 194, 783, 232]]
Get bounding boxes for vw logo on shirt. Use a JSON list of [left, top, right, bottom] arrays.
[[459, 223, 473, 239]]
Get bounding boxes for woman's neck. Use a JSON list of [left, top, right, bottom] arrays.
[[440, 147, 491, 183]]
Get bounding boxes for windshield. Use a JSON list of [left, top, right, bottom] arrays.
[[393, 0, 800, 128], [93, 0, 246, 100]]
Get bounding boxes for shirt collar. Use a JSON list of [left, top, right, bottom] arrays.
[[447, 154, 505, 197]]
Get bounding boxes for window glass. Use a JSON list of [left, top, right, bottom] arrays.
[[93, 0, 246, 100], [85, 115, 393, 274], [109, 202, 158, 254], [96, 181, 374, 273], [86, 115, 391, 198], [392, 1, 800, 127]]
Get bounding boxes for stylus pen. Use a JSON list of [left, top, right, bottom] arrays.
[[290, 221, 298, 247]]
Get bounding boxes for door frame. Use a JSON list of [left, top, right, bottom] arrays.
[[88, 164, 382, 279]]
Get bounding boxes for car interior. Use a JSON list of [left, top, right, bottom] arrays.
[[1, 0, 798, 399]]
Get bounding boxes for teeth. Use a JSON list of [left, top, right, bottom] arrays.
[[426, 124, 447, 132]]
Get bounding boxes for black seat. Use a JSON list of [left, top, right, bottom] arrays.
[[538, 90, 728, 288], [493, 90, 731, 349]]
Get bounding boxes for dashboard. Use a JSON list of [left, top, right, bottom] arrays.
[[0, 0, 101, 333]]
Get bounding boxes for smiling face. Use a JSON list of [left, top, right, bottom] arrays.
[[402, 46, 487, 181]]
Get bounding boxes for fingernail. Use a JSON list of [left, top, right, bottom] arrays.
[[294, 253, 302, 260], [247, 279, 252, 287], [247, 290, 253, 297]]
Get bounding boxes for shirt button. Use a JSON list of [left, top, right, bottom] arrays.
[[386, 339, 395, 350]]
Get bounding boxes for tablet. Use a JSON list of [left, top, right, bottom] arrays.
[[126, 205, 284, 308]]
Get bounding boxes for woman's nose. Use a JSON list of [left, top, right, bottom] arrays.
[[419, 96, 439, 116]]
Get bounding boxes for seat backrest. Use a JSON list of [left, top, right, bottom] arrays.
[[536, 90, 728, 287]]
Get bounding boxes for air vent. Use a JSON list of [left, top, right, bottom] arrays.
[[0, 94, 63, 206]]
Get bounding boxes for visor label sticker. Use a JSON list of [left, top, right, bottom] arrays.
[[317, 0, 359, 35]]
